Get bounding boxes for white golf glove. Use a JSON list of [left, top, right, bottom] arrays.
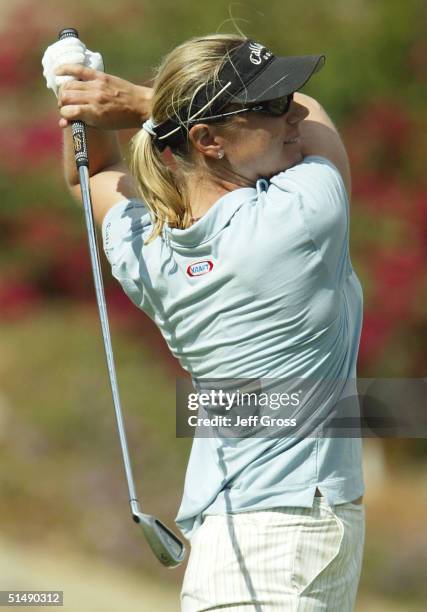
[[42, 37, 104, 98]]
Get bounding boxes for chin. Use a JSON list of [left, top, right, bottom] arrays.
[[268, 153, 303, 177], [285, 149, 304, 169]]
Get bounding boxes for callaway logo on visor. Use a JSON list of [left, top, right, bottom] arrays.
[[248, 42, 272, 66]]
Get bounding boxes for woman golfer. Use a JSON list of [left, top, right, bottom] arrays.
[[43, 33, 365, 611]]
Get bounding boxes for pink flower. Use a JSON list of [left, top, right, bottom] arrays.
[[0, 281, 41, 320], [344, 99, 413, 175], [16, 212, 69, 250], [359, 313, 391, 367], [0, 118, 61, 172], [22, 123, 62, 161], [372, 250, 423, 320]]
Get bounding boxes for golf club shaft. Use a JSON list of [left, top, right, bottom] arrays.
[[74, 133, 185, 567], [78, 162, 140, 518], [57, 29, 185, 567], [58, 29, 141, 518]]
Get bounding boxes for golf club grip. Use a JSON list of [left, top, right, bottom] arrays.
[[58, 28, 89, 168]]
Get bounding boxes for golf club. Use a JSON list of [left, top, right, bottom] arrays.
[[58, 27, 186, 568]]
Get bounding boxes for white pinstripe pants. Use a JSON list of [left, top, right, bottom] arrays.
[[181, 497, 365, 611]]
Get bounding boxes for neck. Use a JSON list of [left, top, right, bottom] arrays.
[[186, 171, 254, 220]]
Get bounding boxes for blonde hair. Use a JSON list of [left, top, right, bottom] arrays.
[[131, 34, 245, 243]]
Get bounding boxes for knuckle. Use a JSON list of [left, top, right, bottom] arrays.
[[94, 91, 104, 103], [63, 106, 80, 119]]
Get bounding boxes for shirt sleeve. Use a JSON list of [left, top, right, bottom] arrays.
[[269, 156, 351, 284], [101, 198, 152, 308]]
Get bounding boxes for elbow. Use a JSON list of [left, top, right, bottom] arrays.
[[66, 178, 83, 202]]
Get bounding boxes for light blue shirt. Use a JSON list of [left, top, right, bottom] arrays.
[[102, 156, 364, 541]]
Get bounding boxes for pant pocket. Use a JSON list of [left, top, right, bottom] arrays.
[[291, 506, 344, 595]]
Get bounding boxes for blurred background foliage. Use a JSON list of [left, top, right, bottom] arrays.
[[0, 0, 426, 610]]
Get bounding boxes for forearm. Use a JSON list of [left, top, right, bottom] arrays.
[[294, 92, 351, 195], [294, 92, 323, 112], [63, 126, 122, 187], [294, 93, 338, 156]]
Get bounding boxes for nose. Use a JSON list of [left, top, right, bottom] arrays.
[[286, 100, 310, 125]]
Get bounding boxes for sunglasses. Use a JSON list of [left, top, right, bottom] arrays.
[[188, 93, 294, 125]]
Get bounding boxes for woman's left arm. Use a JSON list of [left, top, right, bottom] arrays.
[[294, 92, 352, 200]]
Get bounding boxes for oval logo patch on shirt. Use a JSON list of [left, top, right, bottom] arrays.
[[186, 260, 214, 277]]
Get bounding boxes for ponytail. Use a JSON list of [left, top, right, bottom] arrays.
[[131, 129, 192, 243]]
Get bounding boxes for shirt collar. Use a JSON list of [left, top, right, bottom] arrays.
[[163, 185, 259, 248]]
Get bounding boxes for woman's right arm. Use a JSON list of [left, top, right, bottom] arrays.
[[294, 92, 352, 200], [57, 64, 153, 225]]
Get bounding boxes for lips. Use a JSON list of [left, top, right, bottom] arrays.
[[284, 137, 299, 144]]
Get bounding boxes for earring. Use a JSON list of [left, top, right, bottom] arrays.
[[218, 150, 224, 159]]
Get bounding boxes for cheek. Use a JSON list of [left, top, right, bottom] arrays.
[[227, 137, 262, 167], [239, 131, 277, 162], [226, 126, 286, 177]]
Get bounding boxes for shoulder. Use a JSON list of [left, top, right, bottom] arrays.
[[270, 155, 349, 206], [102, 198, 153, 264], [268, 156, 350, 246], [260, 157, 352, 283]]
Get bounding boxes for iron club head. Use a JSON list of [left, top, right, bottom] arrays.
[[133, 512, 186, 567]]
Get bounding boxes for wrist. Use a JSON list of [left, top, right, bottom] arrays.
[[132, 85, 153, 126]]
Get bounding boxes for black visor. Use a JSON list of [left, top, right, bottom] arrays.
[[151, 40, 325, 151]]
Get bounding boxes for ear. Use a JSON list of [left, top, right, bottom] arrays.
[[188, 123, 223, 159]]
